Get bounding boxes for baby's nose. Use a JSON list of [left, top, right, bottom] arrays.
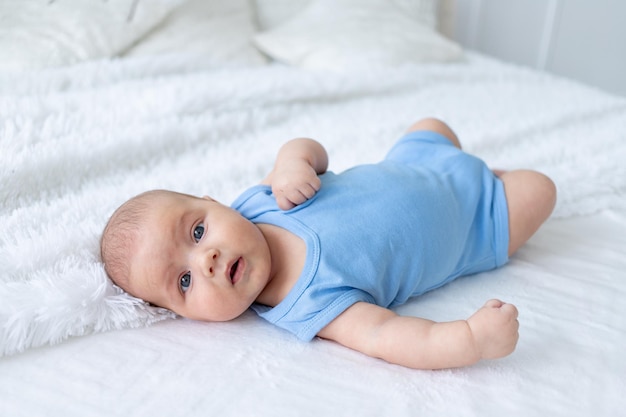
[[196, 248, 219, 277]]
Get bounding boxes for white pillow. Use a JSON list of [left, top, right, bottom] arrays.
[[254, 0, 438, 30], [253, 0, 462, 70], [0, 0, 181, 72], [123, 0, 267, 67], [254, 0, 313, 30]]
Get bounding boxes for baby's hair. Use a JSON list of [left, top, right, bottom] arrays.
[[100, 190, 172, 293]]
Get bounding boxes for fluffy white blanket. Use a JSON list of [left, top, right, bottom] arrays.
[[1, 53, 625, 357]]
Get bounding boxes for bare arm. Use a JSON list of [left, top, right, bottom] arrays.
[[317, 300, 519, 370], [262, 138, 329, 210]]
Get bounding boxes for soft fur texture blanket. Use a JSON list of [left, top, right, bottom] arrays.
[[1, 52, 625, 358]]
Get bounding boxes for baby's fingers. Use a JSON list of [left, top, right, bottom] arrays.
[[501, 303, 519, 320], [309, 174, 322, 192], [483, 299, 518, 320], [275, 196, 296, 210], [276, 183, 318, 210], [484, 299, 504, 308]]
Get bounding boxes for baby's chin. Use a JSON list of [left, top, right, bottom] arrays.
[[177, 304, 251, 323], [185, 313, 244, 323]]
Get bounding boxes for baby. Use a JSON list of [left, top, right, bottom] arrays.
[[101, 118, 556, 370]]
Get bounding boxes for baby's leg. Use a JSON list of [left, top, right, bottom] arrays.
[[406, 118, 462, 149], [499, 170, 556, 256]]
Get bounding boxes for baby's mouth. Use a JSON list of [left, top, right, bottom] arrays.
[[229, 258, 241, 283]]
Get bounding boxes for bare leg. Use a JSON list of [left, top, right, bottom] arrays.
[[499, 170, 556, 256], [406, 118, 462, 149]]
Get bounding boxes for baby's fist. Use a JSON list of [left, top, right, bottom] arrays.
[[271, 161, 321, 210], [467, 299, 519, 360]]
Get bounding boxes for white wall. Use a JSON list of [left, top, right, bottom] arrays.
[[445, 0, 626, 97]]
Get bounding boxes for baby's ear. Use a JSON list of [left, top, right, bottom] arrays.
[[202, 195, 215, 202]]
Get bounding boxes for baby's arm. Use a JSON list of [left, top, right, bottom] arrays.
[[317, 300, 519, 370], [262, 138, 329, 210]]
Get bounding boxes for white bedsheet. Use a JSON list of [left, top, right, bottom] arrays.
[[1, 52, 625, 416], [2, 211, 624, 416]]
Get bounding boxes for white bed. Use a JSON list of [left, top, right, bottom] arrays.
[[1, 1, 625, 416]]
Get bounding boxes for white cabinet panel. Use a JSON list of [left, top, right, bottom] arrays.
[[450, 0, 626, 97], [473, 0, 549, 68], [549, 0, 626, 97]]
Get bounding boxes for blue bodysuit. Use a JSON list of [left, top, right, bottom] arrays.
[[231, 130, 510, 341]]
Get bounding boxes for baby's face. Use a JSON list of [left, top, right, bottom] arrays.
[[127, 193, 272, 321]]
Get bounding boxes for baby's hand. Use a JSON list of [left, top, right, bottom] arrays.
[[467, 299, 519, 360], [271, 159, 322, 210]]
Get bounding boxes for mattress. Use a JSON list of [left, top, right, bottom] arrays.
[[1, 211, 624, 416]]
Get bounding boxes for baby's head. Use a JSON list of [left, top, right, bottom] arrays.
[[101, 190, 272, 322], [100, 190, 157, 296]]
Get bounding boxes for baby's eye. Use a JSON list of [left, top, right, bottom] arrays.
[[180, 273, 192, 293], [193, 223, 205, 242]]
